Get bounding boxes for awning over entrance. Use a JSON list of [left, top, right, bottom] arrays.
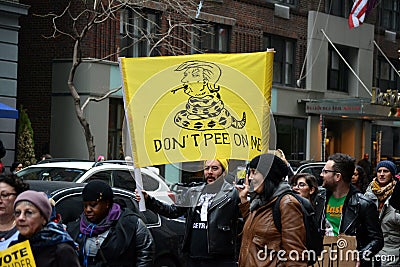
[[0, 102, 18, 119], [304, 98, 398, 120]]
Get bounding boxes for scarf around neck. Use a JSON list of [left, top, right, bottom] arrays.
[[80, 203, 121, 237], [29, 221, 78, 249], [371, 178, 396, 204]]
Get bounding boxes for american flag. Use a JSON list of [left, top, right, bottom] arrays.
[[348, 0, 368, 28], [348, 0, 379, 29]]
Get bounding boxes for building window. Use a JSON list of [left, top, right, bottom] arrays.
[[379, 0, 400, 31], [120, 9, 161, 57], [263, 34, 295, 87], [192, 24, 230, 53], [108, 98, 124, 160], [274, 116, 306, 161], [375, 58, 400, 91], [327, 45, 349, 92], [326, 0, 351, 18], [266, 0, 297, 6]]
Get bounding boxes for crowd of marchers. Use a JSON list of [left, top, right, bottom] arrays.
[[0, 149, 399, 267]]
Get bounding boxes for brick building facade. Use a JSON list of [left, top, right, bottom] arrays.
[[14, 0, 400, 173]]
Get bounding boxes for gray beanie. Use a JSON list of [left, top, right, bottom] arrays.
[[14, 190, 52, 222]]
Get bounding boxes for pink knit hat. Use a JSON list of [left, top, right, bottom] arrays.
[[14, 190, 52, 221]]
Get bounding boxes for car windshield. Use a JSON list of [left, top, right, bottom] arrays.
[[17, 167, 87, 182]]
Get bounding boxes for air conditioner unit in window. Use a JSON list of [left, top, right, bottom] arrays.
[[274, 3, 290, 19]]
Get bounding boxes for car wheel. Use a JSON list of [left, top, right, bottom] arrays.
[[154, 257, 178, 267]]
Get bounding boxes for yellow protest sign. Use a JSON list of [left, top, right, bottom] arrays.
[[120, 52, 274, 167], [0, 240, 36, 267]]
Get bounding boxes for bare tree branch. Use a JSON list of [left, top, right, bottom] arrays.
[[36, 0, 216, 160], [81, 86, 122, 111]]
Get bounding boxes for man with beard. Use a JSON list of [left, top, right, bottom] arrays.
[[136, 159, 242, 267], [314, 153, 383, 267]]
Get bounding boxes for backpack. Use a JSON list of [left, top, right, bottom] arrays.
[[272, 191, 323, 265]]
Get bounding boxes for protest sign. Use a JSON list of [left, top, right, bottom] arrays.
[[0, 240, 35, 267], [317, 235, 357, 267], [120, 52, 274, 167]]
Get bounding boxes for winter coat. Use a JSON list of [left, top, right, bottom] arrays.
[[68, 208, 154, 267], [365, 186, 400, 266], [238, 182, 307, 267], [145, 179, 242, 260], [314, 185, 384, 266], [9, 222, 80, 267]]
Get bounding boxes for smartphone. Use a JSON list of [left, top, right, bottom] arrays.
[[236, 166, 246, 185]]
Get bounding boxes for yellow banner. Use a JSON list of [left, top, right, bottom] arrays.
[[120, 52, 274, 167], [0, 240, 36, 266]]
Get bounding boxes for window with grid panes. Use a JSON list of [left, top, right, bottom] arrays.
[[327, 45, 349, 92], [379, 0, 400, 31], [375, 57, 400, 91], [191, 24, 230, 53], [274, 116, 306, 161], [263, 34, 295, 87], [119, 9, 160, 57]]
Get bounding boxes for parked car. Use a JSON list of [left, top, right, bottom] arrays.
[[293, 161, 326, 186], [16, 160, 176, 204], [26, 180, 186, 267]]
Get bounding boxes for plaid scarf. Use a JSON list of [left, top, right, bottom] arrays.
[[371, 179, 396, 211], [29, 221, 78, 249]]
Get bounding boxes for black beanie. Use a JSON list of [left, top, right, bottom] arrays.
[[249, 153, 288, 183], [83, 180, 113, 202]]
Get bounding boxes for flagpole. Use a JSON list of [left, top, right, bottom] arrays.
[[118, 57, 146, 211], [320, 29, 372, 97]]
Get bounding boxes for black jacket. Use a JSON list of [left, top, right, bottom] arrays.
[[9, 229, 80, 267], [9, 238, 80, 267], [389, 180, 400, 210], [68, 208, 154, 267], [145, 179, 242, 260], [314, 185, 384, 265]]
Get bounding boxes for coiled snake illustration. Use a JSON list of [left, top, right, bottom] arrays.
[[172, 60, 246, 131]]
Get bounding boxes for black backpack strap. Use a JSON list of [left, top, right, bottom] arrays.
[[272, 192, 291, 232]]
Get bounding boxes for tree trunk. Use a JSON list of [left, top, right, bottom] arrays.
[[68, 39, 96, 161]]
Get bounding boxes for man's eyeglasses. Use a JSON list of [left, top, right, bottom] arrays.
[[292, 182, 308, 188], [321, 168, 337, 175], [0, 192, 17, 200]]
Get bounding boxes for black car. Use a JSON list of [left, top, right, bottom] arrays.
[[26, 180, 186, 267]]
